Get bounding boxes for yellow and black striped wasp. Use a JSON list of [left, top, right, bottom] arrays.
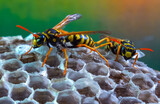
[[94, 35, 153, 68], [17, 14, 112, 76]]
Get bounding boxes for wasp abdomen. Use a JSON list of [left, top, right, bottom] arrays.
[[65, 34, 95, 47]]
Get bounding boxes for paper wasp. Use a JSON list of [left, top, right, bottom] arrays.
[[17, 14, 112, 76], [94, 35, 153, 68]]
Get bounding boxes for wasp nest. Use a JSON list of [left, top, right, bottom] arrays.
[[0, 35, 159, 104]]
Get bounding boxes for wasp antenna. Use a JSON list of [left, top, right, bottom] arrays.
[[16, 25, 39, 38], [138, 48, 153, 52]]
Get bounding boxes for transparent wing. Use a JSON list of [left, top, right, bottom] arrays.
[[132, 50, 145, 59]]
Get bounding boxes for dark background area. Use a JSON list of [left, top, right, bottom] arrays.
[[0, 0, 159, 70]]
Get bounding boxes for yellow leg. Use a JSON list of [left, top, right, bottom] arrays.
[[41, 48, 53, 67], [115, 45, 121, 61], [133, 53, 138, 69], [95, 37, 110, 45], [58, 29, 69, 34], [62, 48, 68, 76], [25, 46, 33, 54], [76, 44, 110, 67], [89, 42, 113, 53]]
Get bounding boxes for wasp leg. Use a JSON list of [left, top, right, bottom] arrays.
[[115, 45, 121, 61], [89, 42, 113, 53], [41, 48, 53, 67], [62, 48, 68, 76], [53, 14, 82, 30], [76, 44, 110, 67], [133, 53, 138, 69], [25, 46, 33, 54], [95, 37, 110, 45]]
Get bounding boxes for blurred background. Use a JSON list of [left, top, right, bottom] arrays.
[[0, 0, 159, 70]]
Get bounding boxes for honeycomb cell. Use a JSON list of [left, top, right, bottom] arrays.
[[132, 73, 154, 90], [0, 82, 9, 97], [7, 71, 28, 84], [47, 67, 63, 79], [68, 69, 88, 81], [0, 46, 11, 53], [52, 80, 72, 91], [57, 90, 80, 104], [41, 55, 60, 67], [155, 83, 160, 98], [24, 62, 43, 73], [0, 97, 14, 104], [75, 78, 100, 97], [114, 83, 139, 97], [99, 91, 119, 104], [11, 85, 32, 101], [120, 97, 143, 104], [1, 52, 16, 60], [0, 70, 3, 79], [67, 58, 84, 71], [33, 90, 55, 104], [138, 90, 159, 103], [29, 75, 49, 90], [2, 59, 22, 72], [82, 97, 99, 104], [94, 76, 116, 91], [85, 62, 109, 76], [0, 40, 6, 46], [20, 53, 38, 63]]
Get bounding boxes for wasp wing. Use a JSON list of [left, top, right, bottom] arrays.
[[57, 31, 111, 37], [132, 50, 145, 59]]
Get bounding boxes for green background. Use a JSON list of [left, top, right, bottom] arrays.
[[0, 0, 159, 70]]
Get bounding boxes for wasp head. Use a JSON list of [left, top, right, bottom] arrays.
[[33, 33, 46, 48], [121, 40, 136, 60]]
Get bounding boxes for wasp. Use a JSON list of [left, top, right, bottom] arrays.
[[17, 14, 112, 76], [94, 35, 153, 68]]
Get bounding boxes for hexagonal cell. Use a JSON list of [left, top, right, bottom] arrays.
[[47, 67, 63, 79], [52, 80, 73, 91], [41, 55, 60, 67], [99, 91, 119, 104], [0, 97, 14, 104], [0, 52, 16, 60], [132, 73, 154, 90], [11, 39, 26, 45], [114, 83, 139, 97], [11, 85, 32, 101], [7, 71, 28, 84], [57, 90, 80, 104], [75, 78, 100, 97], [82, 97, 99, 104], [2, 59, 22, 72], [23, 62, 43, 73], [138, 90, 159, 103], [120, 97, 143, 104], [0, 70, 3, 79], [29, 75, 49, 90], [33, 90, 55, 104], [155, 83, 160, 98], [68, 69, 88, 81], [85, 62, 109, 76], [108, 60, 125, 71], [67, 58, 84, 71], [0, 46, 11, 53], [0, 40, 7, 46], [94, 76, 116, 91], [0, 81, 9, 97], [20, 53, 38, 63]]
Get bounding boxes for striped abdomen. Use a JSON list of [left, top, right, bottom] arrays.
[[65, 34, 95, 47]]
